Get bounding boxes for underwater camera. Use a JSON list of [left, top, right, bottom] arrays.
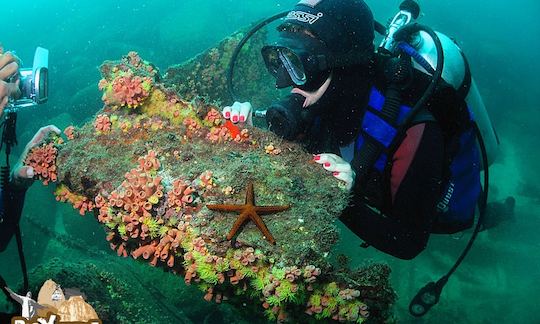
[[5, 47, 49, 112]]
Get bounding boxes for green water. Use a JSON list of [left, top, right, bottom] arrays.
[[1, 0, 539, 323]]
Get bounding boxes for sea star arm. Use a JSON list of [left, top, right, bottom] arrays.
[[245, 182, 255, 204], [255, 205, 290, 215], [226, 211, 249, 240], [249, 212, 276, 245]]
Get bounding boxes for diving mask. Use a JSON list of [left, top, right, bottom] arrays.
[[261, 33, 331, 89]]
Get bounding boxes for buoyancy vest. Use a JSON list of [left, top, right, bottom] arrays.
[[340, 87, 482, 234]]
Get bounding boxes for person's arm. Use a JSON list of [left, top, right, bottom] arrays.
[[0, 125, 60, 252], [340, 122, 444, 260], [4, 287, 23, 304], [29, 300, 45, 309]]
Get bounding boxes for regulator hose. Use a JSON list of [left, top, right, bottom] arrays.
[[409, 122, 489, 317], [398, 42, 436, 75], [391, 23, 490, 317], [390, 23, 444, 142], [227, 11, 289, 102]]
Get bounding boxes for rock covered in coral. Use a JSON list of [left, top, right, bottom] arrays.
[[26, 52, 396, 323], [54, 54, 348, 269], [163, 29, 283, 110], [98, 51, 157, 108]]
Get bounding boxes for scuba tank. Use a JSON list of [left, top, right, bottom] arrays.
[[379, 0, 499, 164], [409, 31, 500, 164]]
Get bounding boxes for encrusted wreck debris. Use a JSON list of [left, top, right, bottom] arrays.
[[25, 47, 395, 322]]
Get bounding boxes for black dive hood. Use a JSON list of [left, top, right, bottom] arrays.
[[227, 0, 376, 101], [278, 0, 375, 69], [283, 0, 375, 56]]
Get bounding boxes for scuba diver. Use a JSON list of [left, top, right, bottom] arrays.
[[224, 0, 513, 260], [0, 47, 60, 321]]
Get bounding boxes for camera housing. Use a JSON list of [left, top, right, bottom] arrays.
[[5, 47, 49, 112]]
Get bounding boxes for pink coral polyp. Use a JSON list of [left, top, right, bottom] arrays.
[[94, 114, 112, 133], [110, 73, 152, 108], [24, 143, 58, 185]]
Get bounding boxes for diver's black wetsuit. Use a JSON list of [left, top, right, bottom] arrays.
[[0, 185, 27, 318], [266, 67, 467, 260], [0, 187, 27, 252]]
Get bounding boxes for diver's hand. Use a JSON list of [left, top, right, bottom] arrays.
[[222, 101, 253, 126], [0, 51, 22, 110], [0, 51, 21, 80], [0, 78, 21, 114], [313, 153, 355, 190], [11, 125, 61, 189], [0, 79, 10, 111]]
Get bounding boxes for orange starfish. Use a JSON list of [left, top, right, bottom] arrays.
[[206, 182, 290, 244]]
